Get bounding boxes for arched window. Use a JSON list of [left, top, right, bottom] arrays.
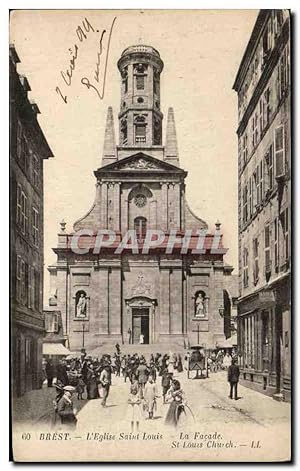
[[134, 216, 147, 241], [75, 290, 87, 318], [194, 290, 208, 318], [134, 63, 147, 91], [121, 67, 128, 94]]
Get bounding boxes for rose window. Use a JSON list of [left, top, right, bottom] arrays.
[[134, 194, 147, 208]]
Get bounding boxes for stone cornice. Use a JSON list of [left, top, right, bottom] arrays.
[[236, 19, 290, 137], [233, 10, 269, 92]]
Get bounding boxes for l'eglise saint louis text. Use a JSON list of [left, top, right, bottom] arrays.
[[86, 432, 163, 442]]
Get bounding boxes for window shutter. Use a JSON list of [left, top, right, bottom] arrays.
[[265, 225, 270, 249], [264, 152, 270, 195], [252, 172, 257, 207], [248, 178, 252, 217], [256, 164, 260, 205], [259, 99, 263, 135], [275, 125, 285, 177]]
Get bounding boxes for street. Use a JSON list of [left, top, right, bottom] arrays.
[[13, 368, 291, 461]]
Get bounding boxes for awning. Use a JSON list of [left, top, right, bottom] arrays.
[[216, 338, 236, 349], [43, 342, 70, 356]]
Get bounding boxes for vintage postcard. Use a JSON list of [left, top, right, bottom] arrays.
[[9, 9, 291, 462]]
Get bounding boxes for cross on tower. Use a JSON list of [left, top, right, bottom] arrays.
[[192, 323, 201, 345], [77, 322, 87, 349]]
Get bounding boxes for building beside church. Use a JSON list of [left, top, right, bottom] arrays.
[[10, 45, 54, 396], [48, 45, 235, 352], [233, 10, 291, 400]]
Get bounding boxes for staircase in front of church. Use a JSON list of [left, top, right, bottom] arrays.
[[87, 342, 186, 357]]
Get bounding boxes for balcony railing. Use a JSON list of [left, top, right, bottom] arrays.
[[135, 136, 146, 144]]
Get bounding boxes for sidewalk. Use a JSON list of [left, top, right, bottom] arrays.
[[12, 382, 57, 424], [13, 380, 89, 425]]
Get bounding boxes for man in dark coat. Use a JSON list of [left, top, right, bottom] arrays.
[[161, 370, 173, 403], [56, 385, 77, 429], [56, 360, 69, 385], [227, 358, 240, 400], [45, 359, 54, 387], [136, 360, 149, 398]]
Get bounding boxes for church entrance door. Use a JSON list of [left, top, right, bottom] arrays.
[[132, 308, 150, 344]]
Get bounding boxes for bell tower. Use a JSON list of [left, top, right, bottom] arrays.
[[117, 45, 164, 149]]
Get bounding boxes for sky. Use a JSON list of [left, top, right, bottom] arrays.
[[10, 9, 258, 303]]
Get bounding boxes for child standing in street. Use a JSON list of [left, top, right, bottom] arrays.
[[127, 382, 142, 432]]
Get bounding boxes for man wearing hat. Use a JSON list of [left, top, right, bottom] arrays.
[[136, 359, 149, 398], [99, 365, 111, 407], [227, 358, 240, 400], [56, 385, 78, 428], [161, 369, 173, 404]]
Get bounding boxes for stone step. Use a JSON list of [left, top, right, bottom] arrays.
[[87, 343, 186, 358]]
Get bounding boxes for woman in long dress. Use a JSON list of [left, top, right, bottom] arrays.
[[164, 380, 186, 428], [177, 354, 183, 373], [167, 355, 175, 375], [86, 364, 100, 400], [127, 382, 142, 432]]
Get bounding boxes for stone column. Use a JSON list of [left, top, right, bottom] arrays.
[[160, 183, 168, 231], [149, 200, 157, 229], [109, 267, 122, 335], [170, 268, 183, 334], [114, 182, 121, 231], [174, 182, 181, 229], [121, 189, 129, 233], [168, 183, 174, 229], [97, 267, 109, 334], [159, 269, 170, 334], [101, 183, 108, 229], [180, 184, 185, 230], [108, 183, 114, 230]]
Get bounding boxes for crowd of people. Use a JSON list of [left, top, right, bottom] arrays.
[[43, 348, 187, 430], [43, 345, 239, 430]]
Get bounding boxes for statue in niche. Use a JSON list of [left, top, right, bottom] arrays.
[[195, 292, 206, 318], [76, 293, 87, 318]]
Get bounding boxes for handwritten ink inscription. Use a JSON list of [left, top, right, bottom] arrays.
[[55, 16, 117, 104]]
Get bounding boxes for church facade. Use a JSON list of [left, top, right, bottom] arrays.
[[48, 45, 233, 352]]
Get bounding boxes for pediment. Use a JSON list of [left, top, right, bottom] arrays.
[[95, 152, 185, 174]]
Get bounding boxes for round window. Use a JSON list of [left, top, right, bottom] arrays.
[[134, 194, 147, 208], [137, 97, 144, 103]]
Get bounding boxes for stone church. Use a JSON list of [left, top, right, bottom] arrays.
[[48, 45, 235, 351]]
